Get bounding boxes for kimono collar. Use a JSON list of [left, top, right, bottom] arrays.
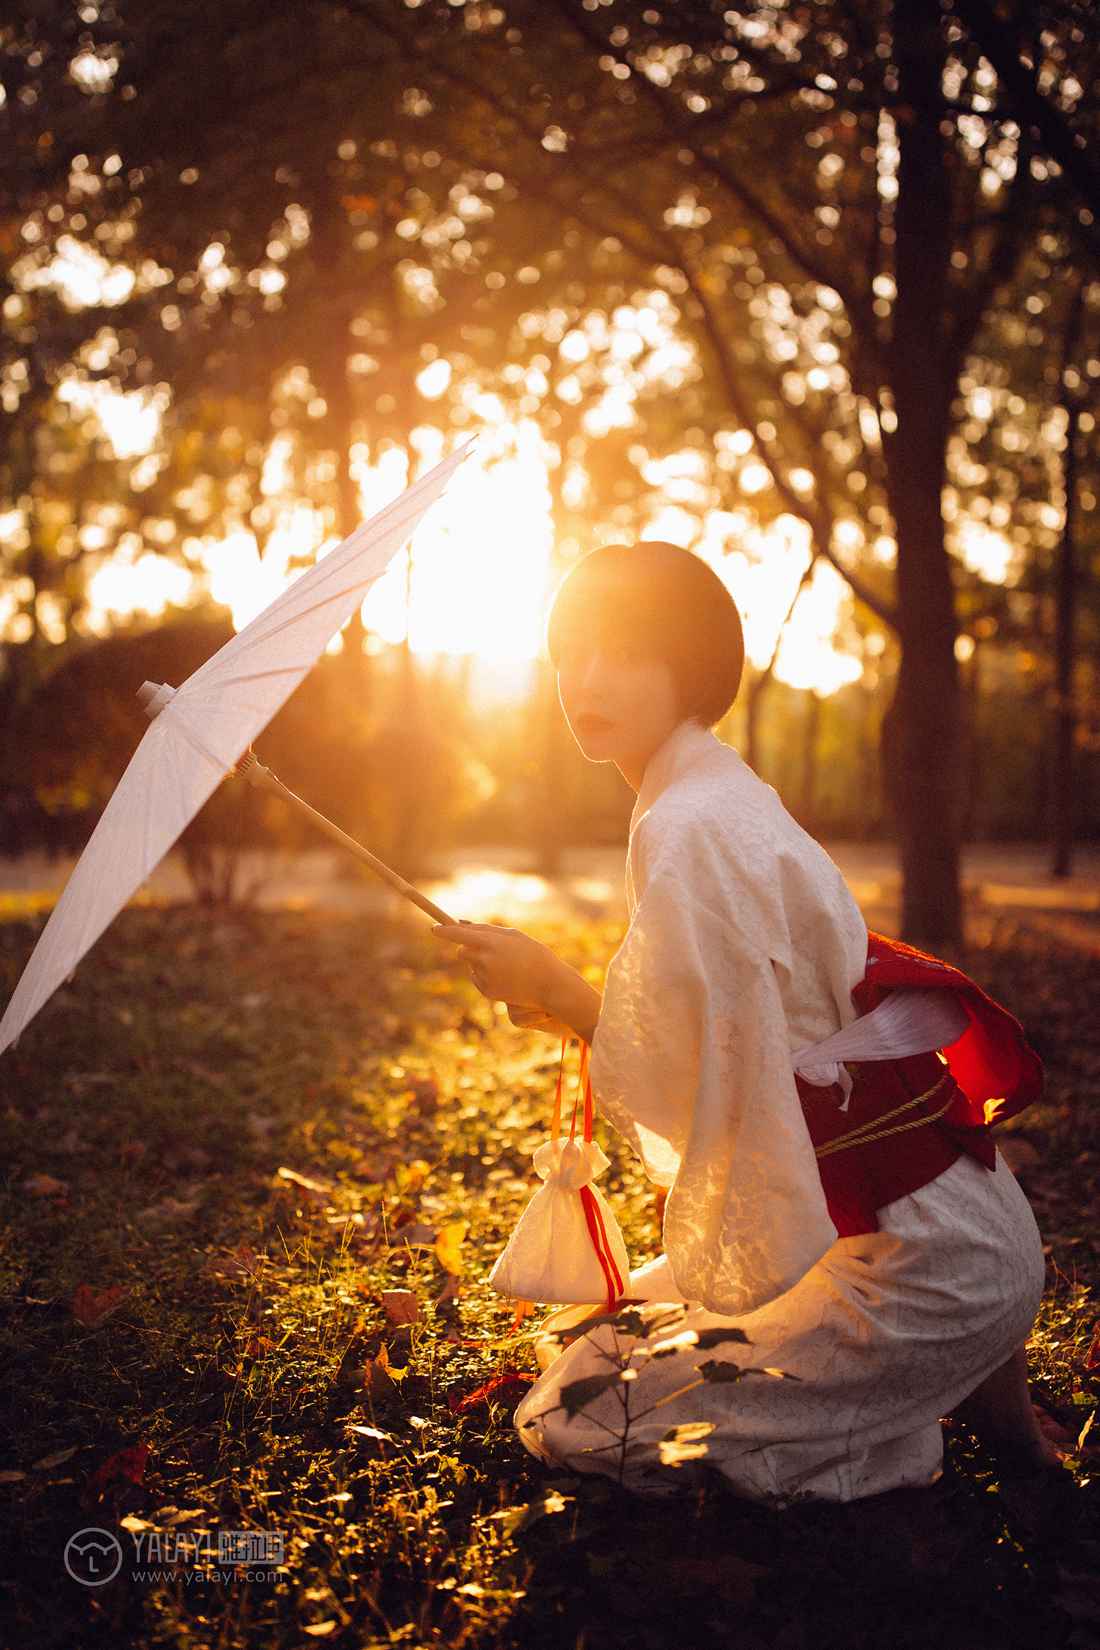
[[629, 717, 733, 837]]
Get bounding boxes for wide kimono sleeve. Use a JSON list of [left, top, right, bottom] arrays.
[[587, 811, 840, 1317]]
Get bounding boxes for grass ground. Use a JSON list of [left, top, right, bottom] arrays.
[[0, 900, 1097, 1650]]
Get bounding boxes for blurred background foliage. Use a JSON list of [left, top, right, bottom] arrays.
[[0, 0, 1096, 931]]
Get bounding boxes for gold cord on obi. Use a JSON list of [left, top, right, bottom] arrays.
[[812, 1071, 956, 1159]]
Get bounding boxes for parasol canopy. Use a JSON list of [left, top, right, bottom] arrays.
[[0, 438, 476, 1059]]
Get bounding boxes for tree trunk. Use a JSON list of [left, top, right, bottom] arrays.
[[744, 671, 768, 778], [799, 689, 822, 831], [883, 0, 963, 950], [960, 638, 982, 841], [312, 184, 368, 679], [1051, 279, 1084, 878]]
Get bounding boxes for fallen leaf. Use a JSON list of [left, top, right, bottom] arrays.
[[135, 1196, 200, 1224], [240, 1331, 276, 1359], [202, 1243, 262, 1282], [1084, 1321, 1100, 1370], [275, 1166, 331, 1199], [85, 1442, 149, 1502], [71, 1284, 128, 1328], [0, 1470, 26, 1484], [24, 1174, 68, 1198], [393, 1158, 431, 1195], [386, 1223, 437, 1248], [302, 1623, 337, 1637], [381, 1289, 420, 1326], [352, 1348, 400, 1399], [434, 1221, 467, 1276], [447, 1369, 537, 1416], [33, 1445, 80, 1470]]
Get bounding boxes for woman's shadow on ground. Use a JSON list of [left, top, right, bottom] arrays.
[[510, 1426, 1097, 1650]]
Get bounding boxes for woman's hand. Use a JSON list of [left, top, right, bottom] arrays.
[[430, 919, 560, 1016]]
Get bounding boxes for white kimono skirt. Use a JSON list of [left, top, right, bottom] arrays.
[[513, 718, 1046, 1506]]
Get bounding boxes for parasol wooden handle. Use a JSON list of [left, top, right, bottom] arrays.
[[232, 750, 458, 926]]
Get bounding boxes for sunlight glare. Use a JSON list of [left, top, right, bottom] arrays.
[[643, 503, 861, 696], [957, 520, 1016, 583], [87, 550, 192, 625], [358, 423, 554, 663], [57, 378, 164, 458], [76, 403, 868, 697]]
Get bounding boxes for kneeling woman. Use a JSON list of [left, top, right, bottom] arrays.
[[432, 540, 1059, 1507]]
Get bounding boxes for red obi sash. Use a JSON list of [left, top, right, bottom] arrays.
[[794, 929, 1044, 1237]]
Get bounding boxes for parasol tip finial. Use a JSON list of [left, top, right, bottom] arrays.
[[137, 681, 177, 720]]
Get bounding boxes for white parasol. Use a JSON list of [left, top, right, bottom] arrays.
[[0, 438, 476, 1058]]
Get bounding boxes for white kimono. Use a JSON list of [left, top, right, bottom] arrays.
[[513, 718, 1046, 1504]]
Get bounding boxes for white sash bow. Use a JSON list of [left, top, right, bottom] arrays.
[[792, 988, 970, 1111]]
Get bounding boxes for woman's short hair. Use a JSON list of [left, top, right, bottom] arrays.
[[545, 541, 745, 729]]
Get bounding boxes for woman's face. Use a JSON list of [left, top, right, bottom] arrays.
[[555, 633, 684, 786]]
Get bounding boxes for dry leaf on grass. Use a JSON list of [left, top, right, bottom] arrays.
[[392, 1158, 431, 1195], [447, 1370, 536, 1415], [70, 1284, 128, 1328], [381, 1289, 420, 1326], [85, 1442, 149, 1503], [33, 1445, 80, 1470], [135, 1195, 201, 1224], [24, 1174, 68, 1198], [435, 1221, 468, 1276], [202, 1243, 263, 1282], [275, 1166, 331, 1200], [386, 1222, 437, 1248]]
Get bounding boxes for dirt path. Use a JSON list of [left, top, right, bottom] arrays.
[[2, 840, 1097, 953]]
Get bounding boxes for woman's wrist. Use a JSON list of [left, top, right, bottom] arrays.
[[541, 956, 602, 1046]]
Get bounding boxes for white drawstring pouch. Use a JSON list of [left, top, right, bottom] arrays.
[[488, 1038, 631, 1308]]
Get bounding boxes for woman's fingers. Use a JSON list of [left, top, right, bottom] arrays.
[[429, 922, 554, 1012], [507, 1004, 573, 1037], [432, 924, 511, 950]]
